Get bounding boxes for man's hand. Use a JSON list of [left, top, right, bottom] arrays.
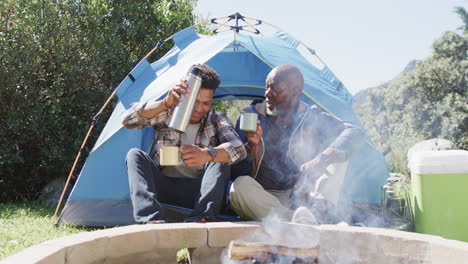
[[293, 157, 326, 197], [299, 155, 330, 181], [246, 120, 263, 148], [181, 144, 211, 167], [165, 79, 189, 108], [293, 155, 330, 205]]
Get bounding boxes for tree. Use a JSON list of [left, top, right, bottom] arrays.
[[354, 30, 467, 173], [454, 6, 468, 34], [412, 32, 466, 101], [0, 0, 196, 201]]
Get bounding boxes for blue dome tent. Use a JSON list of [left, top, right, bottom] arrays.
[[56, 14, 389, 226]]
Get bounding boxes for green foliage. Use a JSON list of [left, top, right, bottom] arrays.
[[412, 32, 467, 101], [212, 99, 253, 124], [0, 0, 196, 201], [354, 31, 467, 173], [0, 202, 96, 259], [454, 6, 468, 34]]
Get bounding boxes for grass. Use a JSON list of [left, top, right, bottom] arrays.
[[0, 202, 96, 260], [176, 248, 189, 263], [1, 202, 190, 262]]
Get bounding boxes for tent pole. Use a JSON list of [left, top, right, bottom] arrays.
[[241, 18, 263, 35], [51, 89, 117, 225], [212, 20, 232, 34], [233, 13, 238, 41], [144, 37, 171, 59], [193, 16, 229, 28], [244, 16, 280, 29]]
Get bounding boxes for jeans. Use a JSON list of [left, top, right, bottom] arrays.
[[126, 148, 230, 223]]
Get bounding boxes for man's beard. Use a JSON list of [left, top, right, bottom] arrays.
[[266, 105, 279, 116], [266, 103, 296, 117]]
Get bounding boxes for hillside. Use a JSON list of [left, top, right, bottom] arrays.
[[352, 32, 467, 172], [353, 59, 421, 105]]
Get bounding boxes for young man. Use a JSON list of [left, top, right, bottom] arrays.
[[229, 64, 365, 224], [122, 64, 246, 223]]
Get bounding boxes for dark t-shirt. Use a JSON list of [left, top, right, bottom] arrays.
[[255, 114, 301, 190]]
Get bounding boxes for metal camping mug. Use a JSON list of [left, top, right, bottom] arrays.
[[159, 146, 181, 166], [239, 112, 258, 132], [168, 67, 203, 133]]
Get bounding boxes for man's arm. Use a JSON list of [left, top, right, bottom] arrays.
[[121, 101, 169, 130], [300, 107, 365, 176], [215, 111, 248, 164], [121, 80, 189, 129], [180, 144, 234, 166], [228, 117, 256, 177], [179, 111, 247, 166], [243, 120, 262, 157], [319, 118, 365, 163]]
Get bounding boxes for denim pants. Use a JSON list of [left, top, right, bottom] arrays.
[[126, 148, 230, 223]]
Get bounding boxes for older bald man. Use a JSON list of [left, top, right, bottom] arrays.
[[229, 64, 365, 224]]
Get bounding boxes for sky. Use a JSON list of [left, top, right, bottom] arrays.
[[195, 0, 467, 94]]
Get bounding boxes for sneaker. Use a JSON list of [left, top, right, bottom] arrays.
[[292, 206, 318, 225]]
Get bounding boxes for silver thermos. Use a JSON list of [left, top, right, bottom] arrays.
[[381, 174, 414, 231], [168, 67, 203, 133]]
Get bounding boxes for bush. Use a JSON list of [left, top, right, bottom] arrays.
[[0, 0, 196, 201]]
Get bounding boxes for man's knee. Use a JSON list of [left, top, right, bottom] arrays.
[[229, 176, 255, 200], [204, 161, 230, 179], [233, 175, 255, 188], [205, 160, 228, 170], [126, 148, 146, 165]]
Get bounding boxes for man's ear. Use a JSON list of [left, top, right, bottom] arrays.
[[295, 87, 303, 97]]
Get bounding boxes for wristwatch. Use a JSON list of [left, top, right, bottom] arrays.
[[208, 147, 217, 162]]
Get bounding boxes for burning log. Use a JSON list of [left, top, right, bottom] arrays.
[[228, 241, 319, 263]]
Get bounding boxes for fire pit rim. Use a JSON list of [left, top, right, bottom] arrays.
[[3, 222, 468, 264]]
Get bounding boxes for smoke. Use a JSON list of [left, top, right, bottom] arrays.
[[221, 214, 321, 264], [221, 104, 393, 263], [259, 103, 386, 227]]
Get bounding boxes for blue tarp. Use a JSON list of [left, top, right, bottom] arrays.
[[58, 27, 389, 226]]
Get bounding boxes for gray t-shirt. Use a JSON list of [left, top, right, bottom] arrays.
[[162, 123, 203, 178]]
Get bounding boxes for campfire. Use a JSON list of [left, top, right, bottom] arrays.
[[228, 240, 319, 264]]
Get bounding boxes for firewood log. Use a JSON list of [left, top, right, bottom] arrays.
[[228, 241, 319, 261]]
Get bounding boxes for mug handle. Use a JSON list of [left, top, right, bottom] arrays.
[[178, 148, 183, 164]]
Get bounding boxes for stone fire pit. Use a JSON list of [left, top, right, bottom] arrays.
[[2, 222, 468, 264]]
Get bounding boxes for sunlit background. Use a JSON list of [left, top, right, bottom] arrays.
[[196, 0, 466, 93]]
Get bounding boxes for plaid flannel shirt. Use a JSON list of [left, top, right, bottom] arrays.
[[122, 102, 247, 166]]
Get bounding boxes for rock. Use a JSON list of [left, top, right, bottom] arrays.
[[402, 59, 421, 73], [39, 178, 73, 207]]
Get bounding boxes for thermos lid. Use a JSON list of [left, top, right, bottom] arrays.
[[191, 67, 201, 76]]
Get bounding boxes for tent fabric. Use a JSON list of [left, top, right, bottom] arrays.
[[58, 26, 389, 226]]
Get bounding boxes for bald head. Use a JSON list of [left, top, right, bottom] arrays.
[[264, 64, 304, 116], [266, 64, 304, 94]]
